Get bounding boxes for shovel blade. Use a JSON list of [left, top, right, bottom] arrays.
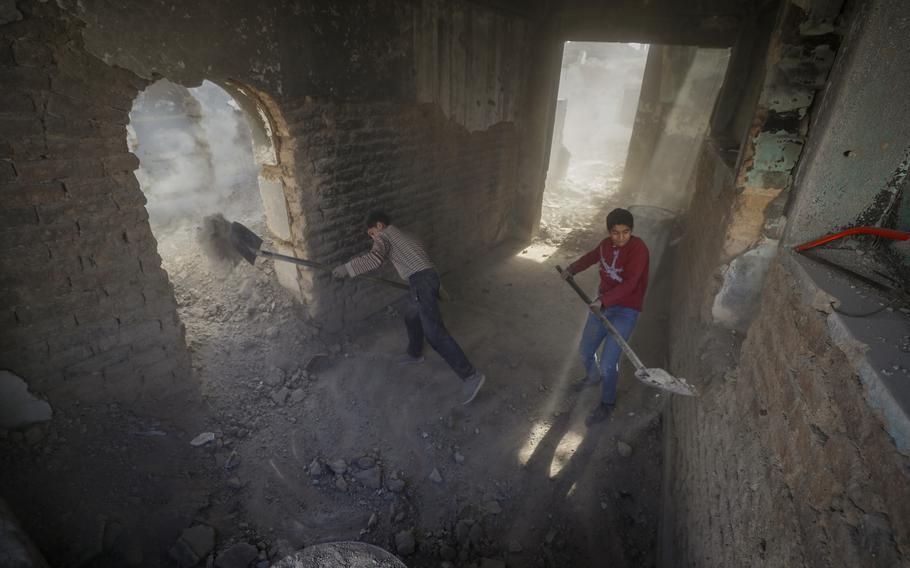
[[230, 222, 263, 266], [634, 368, 698, 396]]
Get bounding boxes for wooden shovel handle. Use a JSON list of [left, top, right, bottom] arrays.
[[555, 265, 647, 373]]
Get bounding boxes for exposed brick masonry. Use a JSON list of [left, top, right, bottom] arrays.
[[284, 99, 519, 321], [0, 4, 190, 405], [661, 142, 910, 566]]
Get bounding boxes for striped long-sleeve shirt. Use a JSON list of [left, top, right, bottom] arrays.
[[344, 225, 435, 280]]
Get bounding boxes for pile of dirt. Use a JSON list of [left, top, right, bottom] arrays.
[[540, 156, 625, 252]]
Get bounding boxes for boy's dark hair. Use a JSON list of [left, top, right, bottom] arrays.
[[606, 208, 634, 230], [365, 210, 391, 229]]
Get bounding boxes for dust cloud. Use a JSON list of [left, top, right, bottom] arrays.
[[541, 42, 648, 244], [197, 213, 243, 271], [127, 79, 262, 229]]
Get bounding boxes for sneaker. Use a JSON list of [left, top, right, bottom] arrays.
[[573, 374, 601, 392], [461, 373, 486, 405], [585, 403, 614, 426], [394, 353, 425, 365]]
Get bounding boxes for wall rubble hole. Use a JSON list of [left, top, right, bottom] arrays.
[[128, 79, 309, 396]]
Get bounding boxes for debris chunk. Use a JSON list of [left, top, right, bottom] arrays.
[[386, 476, 405, 493], [353, 466, 382, 489], [169, 525, 215, 567], [215, 543, 258, 568], [328, 459, 348, 475], [289, 388, 306, 404], [617, 441, 633, 458], [190, 432, 216, 447]]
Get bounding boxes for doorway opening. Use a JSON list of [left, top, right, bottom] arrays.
[[128, 79, 312, 400], [538, 41, 649, 254]]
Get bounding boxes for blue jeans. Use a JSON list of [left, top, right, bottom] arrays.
[[405, 269, 475, 379], [578, 306, 639, 405]]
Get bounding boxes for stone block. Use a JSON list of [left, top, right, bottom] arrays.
[[0, 203, 38, 226], [12, 39, 53, 67], [0, 115, 43, 137], [137, 355, 182, 379], [101, 153, 140, 174], [0, 182, 67, 207], [44, 115, 99, 138], [0, 160, 15, 183], [50, 73, 134, 112], [50, 343, 95, 369], [0, 89, 34, 113], [15, 158, 104, 183], [7, 137, 47, 161], [0, 65, 48, 91]]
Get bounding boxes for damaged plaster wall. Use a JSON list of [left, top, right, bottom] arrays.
[[660, 134, 910, 568], [711, 0, 845, 331], [660, 1, 910, 565], [785, 0, 910, 246]]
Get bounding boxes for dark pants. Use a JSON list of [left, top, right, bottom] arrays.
[[405, 269, 475, 379]]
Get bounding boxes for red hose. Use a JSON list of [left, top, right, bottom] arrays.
[[794, 227, 910, 252]]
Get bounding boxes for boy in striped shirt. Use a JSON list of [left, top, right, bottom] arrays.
[[333, 211, 485, 405]]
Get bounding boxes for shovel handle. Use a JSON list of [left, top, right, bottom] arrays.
[[259, 250, 411, 292], [556, 265, 647, 373]]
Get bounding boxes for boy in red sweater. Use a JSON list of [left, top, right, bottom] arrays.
[[562, 208, 649, 425]]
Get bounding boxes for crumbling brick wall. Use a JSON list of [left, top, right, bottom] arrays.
[[1, 0, 535, 400], [284, 100, 519, 321], [661, 141, 910, 566], [0, 3, 190, 406]]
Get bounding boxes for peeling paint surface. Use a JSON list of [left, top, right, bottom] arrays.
[[787, 0, 910, 243]]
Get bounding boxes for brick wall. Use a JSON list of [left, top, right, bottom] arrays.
[[659, 140, 910, 566], [0, 3, 190, 406], [0, 0, 535, 400], [283, 100, 520, 323]]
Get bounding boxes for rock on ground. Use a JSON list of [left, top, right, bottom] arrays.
[[215, 542, 258, 568], [328, 459, 348, 475], [170, 524, 215, 567], [617, 441, 633, 457], [353, 466, 382, 489]]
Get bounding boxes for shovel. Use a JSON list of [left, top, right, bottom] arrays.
[[556, 265, 697, 396], [229, 221, 410, 292]]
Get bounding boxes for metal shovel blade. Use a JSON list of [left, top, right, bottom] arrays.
[[230, 221, 263, 265], [634, 368, 698, 396]]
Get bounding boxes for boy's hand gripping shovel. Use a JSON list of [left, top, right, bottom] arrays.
[[556, 265, 697, 396]]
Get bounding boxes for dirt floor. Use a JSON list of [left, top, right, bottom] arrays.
[[0, 154, 674, 567]]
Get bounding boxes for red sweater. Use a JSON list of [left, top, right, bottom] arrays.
[[568, 236, 650, 311]]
